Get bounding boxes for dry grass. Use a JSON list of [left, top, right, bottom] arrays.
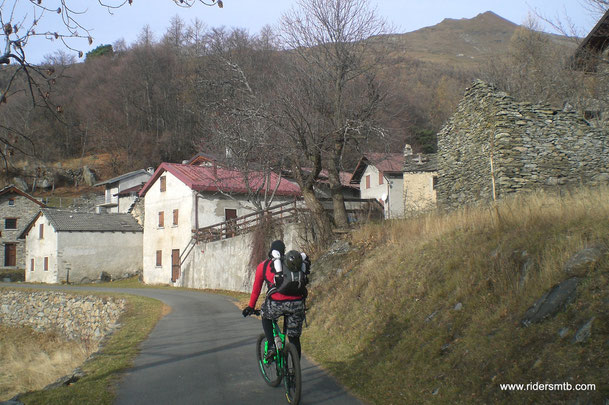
[[0, 326, 91, 402], [304, 186, 609, 404], [2, 292, 164, 405]]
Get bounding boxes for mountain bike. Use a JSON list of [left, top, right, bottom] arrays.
[[252, 309, 302, 405]]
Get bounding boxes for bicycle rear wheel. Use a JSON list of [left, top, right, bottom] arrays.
[[256, 333, 281, 387], [283, 343, 302, 405]]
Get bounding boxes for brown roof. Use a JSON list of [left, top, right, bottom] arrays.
[[350, 153, 404, 184], [0, 185, 46, 207]]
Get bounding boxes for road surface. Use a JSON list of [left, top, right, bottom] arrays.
[[0, 283, 364, 405]]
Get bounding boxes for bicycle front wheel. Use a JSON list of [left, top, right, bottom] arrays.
[[283, 343, 302, 405], [256, 333, 281, 387]]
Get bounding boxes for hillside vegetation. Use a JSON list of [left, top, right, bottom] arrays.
[[0, 11, 577, 179], [303, 187, 608, 404]]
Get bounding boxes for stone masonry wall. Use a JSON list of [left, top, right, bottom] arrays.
[[0, 193, 44, 269], [437, 80, 609, 209], [0, 290, 125, 343]]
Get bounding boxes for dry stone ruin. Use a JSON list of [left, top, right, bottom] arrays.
[[436, 80, 609, 209]]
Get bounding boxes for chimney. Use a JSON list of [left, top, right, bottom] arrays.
[[403, 144, 413, 157], [146, 167, 155, 174]]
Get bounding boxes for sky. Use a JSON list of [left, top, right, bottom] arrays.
[[13, 0, 601, 64]]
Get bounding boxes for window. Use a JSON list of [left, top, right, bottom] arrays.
[[44, 257, 48, 271], [432, 176, 438, 190], [365, 175, 370, 189], [39, 224, 44, 239], [379, 172, 384, 185], [225, 208, 237, 221], [30, 258, 34, 272], [8, 198, 15, 206], [160, 176, 166, 192], [173, 209, 179, 226], [158, 211, 164, 228], [156, 250, 162, 267], [5, 218, 17, 229]]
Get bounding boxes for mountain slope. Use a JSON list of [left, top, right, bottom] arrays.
[[370, 11, 575, 67]]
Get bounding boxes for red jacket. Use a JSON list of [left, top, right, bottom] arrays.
[[248, 259, 304, 308]]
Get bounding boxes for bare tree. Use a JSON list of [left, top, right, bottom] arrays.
[[480, 16, 583, 107], [197, 27, 291, 211], [0, 0, 222, 167], [279, 0, 389, 229]]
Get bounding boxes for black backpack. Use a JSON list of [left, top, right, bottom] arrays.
[[266, 251, 310, 297]]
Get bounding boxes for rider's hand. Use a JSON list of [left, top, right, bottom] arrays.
[[242, 306, 255, 317]]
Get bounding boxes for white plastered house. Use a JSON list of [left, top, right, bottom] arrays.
[[20, 209, 143, 284], [138, 162, 301, 286], [94, 168, 153, 213], [350, 153, 405, 219]]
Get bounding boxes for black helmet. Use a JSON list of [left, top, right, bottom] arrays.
[[268, 240, 285, 258], [285, 250, 303, 272]]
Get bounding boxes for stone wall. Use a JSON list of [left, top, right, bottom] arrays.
[[0, 192, 44, 269], [437, 80, 609, 209], [0, 289, 125, 343]]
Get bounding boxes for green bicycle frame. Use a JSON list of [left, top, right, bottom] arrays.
[[262, 321, 286, 366]]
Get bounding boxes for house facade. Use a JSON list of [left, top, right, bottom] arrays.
[[350, 153, 405, 219], [22, 209, 143, 284], [403, 149, 438, 215], [0, 185, 46, 269], [138, 163, 301, 286], [95, 168, 153, 213]]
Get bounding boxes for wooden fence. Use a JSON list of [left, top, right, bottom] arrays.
[[194, 198, 382, 243]]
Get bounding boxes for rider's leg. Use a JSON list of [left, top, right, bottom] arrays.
[[289, 335, 301, 358], [262, 317, 275, 348]]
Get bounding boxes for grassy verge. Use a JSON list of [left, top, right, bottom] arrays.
[[303, 187, 609, 404], [0, 325, 89, 401], [15, 293, 164, 405]]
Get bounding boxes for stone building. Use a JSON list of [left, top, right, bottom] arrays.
[[0, 185, 46, 269], [436, 80, 609, 209], [403, 146, 438, 215]]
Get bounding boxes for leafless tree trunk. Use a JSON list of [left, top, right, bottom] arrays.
[[279, 0, 388, 229]]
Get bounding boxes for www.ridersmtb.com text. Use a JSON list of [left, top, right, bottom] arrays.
[[500, 382, 596, 391]]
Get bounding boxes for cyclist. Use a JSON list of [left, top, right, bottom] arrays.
[[242, 240, 308, 359]]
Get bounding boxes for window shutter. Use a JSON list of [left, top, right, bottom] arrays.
[[160, 176, 166, 192], [173, 209, 179, 226], [156, 250, 162, 266], [158, 211, 164, 227]]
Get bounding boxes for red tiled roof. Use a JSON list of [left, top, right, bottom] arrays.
[[300, 168, 358, 188], [364, 153, 404, 173], [350, 153, 404, 184], [139, 163, 301, 197]]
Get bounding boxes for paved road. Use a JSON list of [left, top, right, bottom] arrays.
[[1, 284, 364, 405]]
